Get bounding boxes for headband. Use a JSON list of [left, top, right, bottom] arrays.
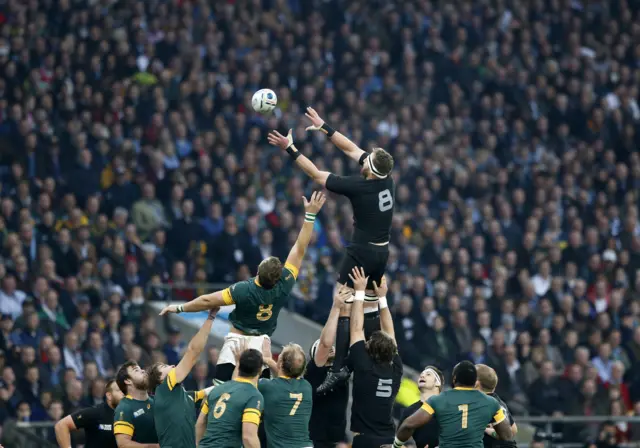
[[424, 368, 442, 387], [367, 154, 388, 179]]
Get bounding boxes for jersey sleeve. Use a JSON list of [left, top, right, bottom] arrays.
[[326, 174, 356, 196], [71, 406, 100, 430], [222, 280, 250, 305], [165, 368, 181, 391], [278, 264, 298, 293], [200, 397, 210, 415], [242, 391, 264, 426], [489, 397, 506, 424], [346, 340, 371, 372], [113, 404, 135, 437], [189, 389, 208, 403], [422, 395, 438, 415]]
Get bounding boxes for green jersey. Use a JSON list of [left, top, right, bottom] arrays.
[[258, 377, 313, 448], [199, 378, 264, 448], [222, 263, 297, 336], [423, 387, 505, 448], [154, 368, 207, 448], [113, 395, 158, 444]]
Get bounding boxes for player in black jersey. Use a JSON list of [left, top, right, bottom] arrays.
[[54, 379, 124, 448], [347, 268, 402, 448], [475, 365, 518, 448], [305, 286, 351, 448], [268, 106, 395, 392], [399, 366, 444, 448]]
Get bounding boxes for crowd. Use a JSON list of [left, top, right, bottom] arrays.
[[0, 0, 639, 445]]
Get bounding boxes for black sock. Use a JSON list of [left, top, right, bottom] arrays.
[[332, 316, 350, 372], [364, 310, 381, 340], [215, 363, 235, 382]]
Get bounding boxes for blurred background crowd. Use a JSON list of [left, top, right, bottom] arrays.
[[0, 0, 640, 446]]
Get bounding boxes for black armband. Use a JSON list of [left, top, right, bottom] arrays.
[[358, 152, 368, 166], [320, 123, 336, 137], [286, 144, 301, 161]]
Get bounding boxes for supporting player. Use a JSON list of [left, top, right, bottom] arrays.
[[146, 308, 219, 448], [55, 379, 124, 448], [160, 192, 326, 382], [475, 364, 518, 448], [305, 286, 351, 448], [394, 361, 513, 448], [113, 362, 159, 448], [398, 366, 444, 448], [195, 348, 264, 448], [347, 268, 402, 448], [259, 339, 313, 448], [269, 111, 395, 392]]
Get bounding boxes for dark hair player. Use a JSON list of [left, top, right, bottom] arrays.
[[268, 106, 395, 392]]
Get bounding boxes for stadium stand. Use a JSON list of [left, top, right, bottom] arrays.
[[1, 0, 640, 446]]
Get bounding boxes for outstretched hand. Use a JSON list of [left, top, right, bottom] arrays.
[[302, 191, 326, 214], [231, 340, 249, 364], [262, 338, 273, 361], [373, 276, 388, 298], [159, 305, 179, 316], [267, 129, 293, 149], [304, 106, 325, 131], [348, 267, 368, 292], [333, 284, 351, 307]]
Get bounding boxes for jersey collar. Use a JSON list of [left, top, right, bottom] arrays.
[[454, 387, 475, 391], [254, 278, 262, 287], [234, 377, 257, 388]]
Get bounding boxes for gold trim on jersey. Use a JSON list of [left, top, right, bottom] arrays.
[[254, 277, 262, 287], [167, 368, 178, 391], [284, 263, 299, 279], [114, 421, 134, 436], [201, 399, 209, 415], [234, 377, 256, 387], [242, 408, 261, 425], [493, 408, 506, 424], [222, 288, 235, 305], [195, 389, 207, 402], [454, 387, 474, 391], [421, 402, 435, 415]]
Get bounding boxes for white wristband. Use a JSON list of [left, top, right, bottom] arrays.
[[354, 291, 365, 301], [393, 437, 404, 447], [379, 297, 388, 309]]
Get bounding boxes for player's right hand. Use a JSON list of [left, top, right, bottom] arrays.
[[262, 338, 273, 361], [348, 267, 368, 292], [231, 339, 249, 363], [333, 284, 351, 307], [304, 106, 325, 131], [302, 190, 326, 214], [373, 276, 388, 298], [159, 305, 178, 315], [207, 306, 220, 320]]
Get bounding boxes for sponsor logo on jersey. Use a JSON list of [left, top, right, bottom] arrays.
[[134, 409, 145, 417], [99, 424, 112, 431]]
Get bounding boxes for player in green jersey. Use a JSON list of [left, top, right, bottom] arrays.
[[160, 192, 326, 382], [259, 338, 313, 448], [113, 361, 159, 448], [146, 307, 218, 448], [394, 361, 513, 448], [195, 347, 265, 448]]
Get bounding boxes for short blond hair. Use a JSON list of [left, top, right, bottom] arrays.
[[476, 364, 498, 393]]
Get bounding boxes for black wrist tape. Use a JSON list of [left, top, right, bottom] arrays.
[[286, 144, 301, 160], [320, 123, 336, 137]]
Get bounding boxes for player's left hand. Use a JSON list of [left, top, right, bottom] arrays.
[[231, 340, 249, 363], [159, 305, 179, 315], [303, 191, 326, 214], [348, 267, 368, 292], [207, 306, 220, 320], [333, 284, 351, 307], [373, 276, 388, 298], [267, 129, 293, 149]]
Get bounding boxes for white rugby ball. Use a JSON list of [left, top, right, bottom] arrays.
[[252, 89, 277, 113]]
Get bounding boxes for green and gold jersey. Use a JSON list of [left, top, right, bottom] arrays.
[[154, 368, 207, 448], [198, 378, 264, 448], [222, 263, 298, 336], [258, 376, 313, 448], [113, 395, 158, 443], [423, 387, 505, 448]]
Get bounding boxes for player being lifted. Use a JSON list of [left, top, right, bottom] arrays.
[[259, 338, 313, 448], [394, 361, 513, 448], [160, 192, 326, 382], [146, 308, 219, 448], [268, 107, 395, 392]]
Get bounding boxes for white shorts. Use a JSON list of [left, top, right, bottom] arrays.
[[218, 333, 270, 367]]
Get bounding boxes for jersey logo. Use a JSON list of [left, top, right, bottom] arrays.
[[147, 404, 151, 409], [133, 409, 145, 417], [285, 274, 291, 280], [119, 412, 123, 420], [99, 424, 112, 431]]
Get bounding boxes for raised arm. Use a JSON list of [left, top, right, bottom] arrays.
[[305, 107, 367, 163], [315, 285, 350, 366], [373, 277, 395, 344], [261, 338, 279, 377], [268, 129, 331, 186], [171, 308, 218, 384], [284, 192, 326, 274], [349, 267, 368, 346]]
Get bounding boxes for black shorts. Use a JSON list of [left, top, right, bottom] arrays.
[[337, 243, 389, 291], [352, 433, 393, 448]]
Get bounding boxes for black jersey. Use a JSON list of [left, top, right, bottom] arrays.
[[483, 392, 517, 448], [347, 340, 403, 437], [400, 400, 439, 448], [325, 173, 394, 244], [305, 357, 348, 444], [71, 402, 117, 448]]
